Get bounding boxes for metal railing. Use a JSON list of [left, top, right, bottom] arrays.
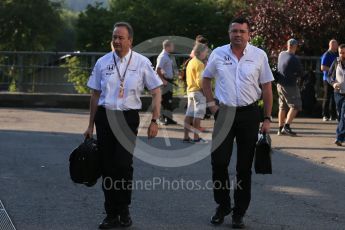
[[0, 51, 190, 94], [0, 51, 323, 95]]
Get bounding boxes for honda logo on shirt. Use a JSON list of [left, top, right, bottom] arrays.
[[107, 64, 115, 71]]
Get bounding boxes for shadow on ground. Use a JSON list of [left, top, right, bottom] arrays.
[[1, 129, 345, 230]]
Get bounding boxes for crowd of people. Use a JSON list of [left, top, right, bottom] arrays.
[[157, 36, 344, 147], [82, 17, 344, 230]]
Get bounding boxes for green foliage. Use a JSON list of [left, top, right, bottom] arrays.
[[8, 78, 17, 92], [251, 36, 265, 48], [0, 0, 63, 51], [244, 0, 345, 59], [55, 9, 79, 51], [76, 2, 113, 51], [62, 56, 90, 93], [75, 0, 239, 52]]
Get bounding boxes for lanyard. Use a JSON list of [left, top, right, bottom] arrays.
[[112, 51, 133, 98]]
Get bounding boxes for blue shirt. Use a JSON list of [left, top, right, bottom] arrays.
[[277, 51, 303, 86], [321, 51, 338, 80]]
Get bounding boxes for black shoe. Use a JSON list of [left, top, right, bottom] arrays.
[[281, 125, 297, 136], [210, 205, 232, 225], [158, 117, 168, 125], [119, 208, 132, 227], [166, 119, 177, 125], [99, 215, 119, 229], [334, 140, 342, 146], [232, 215, 245, 229]]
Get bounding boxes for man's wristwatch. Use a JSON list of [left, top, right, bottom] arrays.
[[263, 116, 272, 122], [151, 119, 158, 124]]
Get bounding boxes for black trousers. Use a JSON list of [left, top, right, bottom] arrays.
[[211, 104, 260, 216], [94, 106, 139, 215], [322, 80, 337, 118], [161, 79, 173, 120]]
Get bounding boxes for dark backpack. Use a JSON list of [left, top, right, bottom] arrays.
[[69, 138, 101, 187]]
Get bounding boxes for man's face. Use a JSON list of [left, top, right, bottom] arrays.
[[330, 40, 338, 52], [229, 23, 250, 47], [339, 48, 345, 60], [289, 45, 298, 53], [166, 44, 174, 53], [112, 26, 132, 54]]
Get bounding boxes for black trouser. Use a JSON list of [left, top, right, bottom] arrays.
[[211, 103, 260, 217], [94, 106, 139, 215], [322, 80, 337, 118], [161, 79, 174, 120]]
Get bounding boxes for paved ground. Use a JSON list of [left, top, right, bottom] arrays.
[[1, 108, 345, 230]]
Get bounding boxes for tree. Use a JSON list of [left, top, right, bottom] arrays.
[[62, 56, 90, 93], [76, 2, 113, 52], [243, 0, 345, 60], [0, 0, 63, 51], [55, 9, 78, 51], [75, 0, 237, 52]]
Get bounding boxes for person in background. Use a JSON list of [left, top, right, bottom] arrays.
[[190, 35, 209, 60], [321, 39, 338, 121], [183, 43, 209, 144], [276, 39, 303, 136], [156, 40, 178, 125], [328, 44, 345, 146]]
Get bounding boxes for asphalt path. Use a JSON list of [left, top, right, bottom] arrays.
[[1, 108, 345, 230]]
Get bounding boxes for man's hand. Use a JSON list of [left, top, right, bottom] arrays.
[[333, 82, 341, 90], [147, 122, 158, 139], [209, 105, 219, 115], [260, 120, 271, 134], [162, 79, 168, 87], [83, 125, 94, 139]]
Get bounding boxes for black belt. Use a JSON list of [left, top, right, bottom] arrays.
[[236, 101, 258, 111], [97, 106, 139, 113], [219, 101, 258, 112]]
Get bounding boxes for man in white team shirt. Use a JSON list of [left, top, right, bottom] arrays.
[[84, 22, 162, 229], [203, 17, 274, 229]]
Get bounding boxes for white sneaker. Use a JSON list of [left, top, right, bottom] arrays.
[[323, 116, 329, 122]]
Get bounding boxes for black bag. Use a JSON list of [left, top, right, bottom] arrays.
[[69, 138, 101, 187], [254, 132, 272, 174]]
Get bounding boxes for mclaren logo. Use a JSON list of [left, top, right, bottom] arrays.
[[223, 55, 232, 65]]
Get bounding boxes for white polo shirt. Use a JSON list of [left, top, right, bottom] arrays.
[[203, 43, 274, 107], [87, 50, 163, 110], [155, 50, 174, 79]]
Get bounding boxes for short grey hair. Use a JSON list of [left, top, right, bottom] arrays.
[[162, 40, 173, 49], [113, 22, 134, 39], [193, 43, 208, 59]]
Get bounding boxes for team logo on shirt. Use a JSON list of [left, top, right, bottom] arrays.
[[223, 55, 232, 65], [244, 59, 254, 63], [107, 64, 115, 71]]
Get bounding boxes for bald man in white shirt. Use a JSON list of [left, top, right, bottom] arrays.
[[203, 17, 273, 229], [84, 22, 162, 229]]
